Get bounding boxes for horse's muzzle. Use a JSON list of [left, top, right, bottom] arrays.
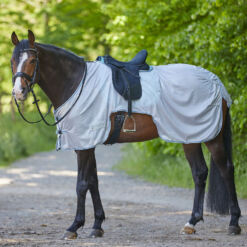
[[12, 87, 28, 101]]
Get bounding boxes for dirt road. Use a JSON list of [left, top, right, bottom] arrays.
[[0, 144, 246, 246]]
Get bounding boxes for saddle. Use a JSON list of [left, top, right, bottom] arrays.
[[97, 50, 150, 133]]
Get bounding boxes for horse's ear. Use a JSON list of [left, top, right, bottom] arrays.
[[28, 30, 35, 47], [11, 32, 19, 46]]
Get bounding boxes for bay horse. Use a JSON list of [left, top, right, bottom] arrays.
[[10, 30, 241, 239]]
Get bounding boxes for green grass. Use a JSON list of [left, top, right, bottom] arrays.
[[115, 144, 194, 189], [236, 174, 247, 198], [0, 112, 56, 166], [115, 144, 247, 198]]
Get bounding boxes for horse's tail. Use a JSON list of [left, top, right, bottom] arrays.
[[207, 109, 232, 215]]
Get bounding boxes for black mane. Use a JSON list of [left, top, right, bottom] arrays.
[[36, 43, 84, 62], [13, 40, 84, 63]]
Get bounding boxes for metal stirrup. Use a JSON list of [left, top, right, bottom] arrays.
[[122, 115, 136, 132]]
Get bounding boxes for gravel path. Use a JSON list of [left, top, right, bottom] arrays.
[[0, 144, 246, 246]]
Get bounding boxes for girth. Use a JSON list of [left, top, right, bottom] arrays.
[[105, 112, 125, 145]]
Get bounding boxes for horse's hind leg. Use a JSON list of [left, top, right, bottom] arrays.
[[206, 133, 241, 234], [182, 143, 208, 234]]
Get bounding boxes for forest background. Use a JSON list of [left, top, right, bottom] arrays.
[[0, 0, 246, 197]]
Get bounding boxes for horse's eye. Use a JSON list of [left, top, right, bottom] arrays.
[[30, 59, 36, 64]]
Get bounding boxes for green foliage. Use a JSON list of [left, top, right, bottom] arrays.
[[104, 0, 247, 176], [0, 113, 56, 166], [39, 0, 109, 58], [133, 140, 183, 157]]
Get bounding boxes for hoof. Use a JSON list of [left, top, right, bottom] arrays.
[[89, 228, 104, 238], [228, 225, 241, 235], [181, 223, 196, 234], [62, 231, 78, 240]]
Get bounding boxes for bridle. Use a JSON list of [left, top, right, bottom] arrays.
[[12, 48, 39, 92], [12, 47, 87, 126]]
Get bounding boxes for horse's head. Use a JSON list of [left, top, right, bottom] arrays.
[[11, 30, 38, 101]]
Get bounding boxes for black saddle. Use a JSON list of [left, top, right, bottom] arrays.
[[96, 50, 150, 117], [107, 49, 148, 68]]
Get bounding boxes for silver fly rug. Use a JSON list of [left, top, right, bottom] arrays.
[[54, 62, 231, 150]]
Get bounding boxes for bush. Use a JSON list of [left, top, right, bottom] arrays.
[[104, 0, 247, 181], [0, 112, 56, 166]]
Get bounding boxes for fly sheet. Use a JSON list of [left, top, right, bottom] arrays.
[[54, 62, 231, 150]]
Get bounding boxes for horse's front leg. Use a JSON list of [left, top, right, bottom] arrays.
[[63, 149, 95, 240], [88, 152, 105, 237]]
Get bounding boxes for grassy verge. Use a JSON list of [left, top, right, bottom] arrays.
[[115, 144, 247, 198], [0, 112, 56, 167], [115, 144, 194, 189]]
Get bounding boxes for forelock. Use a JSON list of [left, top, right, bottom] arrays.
[[13, 40, 30, 63]]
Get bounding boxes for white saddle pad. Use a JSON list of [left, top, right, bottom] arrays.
[[54, 62, 231, 150]]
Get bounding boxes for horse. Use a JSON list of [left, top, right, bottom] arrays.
[[10, 30, 241, 240]]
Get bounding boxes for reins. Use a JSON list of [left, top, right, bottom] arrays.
[[12, 48, 87, 126]]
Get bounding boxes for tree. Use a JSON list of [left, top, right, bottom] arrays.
[[103, 0, 247, 173], [0, 0, 109, 112]]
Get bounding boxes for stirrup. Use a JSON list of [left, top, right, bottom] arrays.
[[123, 115, 136, 132]]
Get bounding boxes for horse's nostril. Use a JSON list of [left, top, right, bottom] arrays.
[[21, 88, 26, 94]]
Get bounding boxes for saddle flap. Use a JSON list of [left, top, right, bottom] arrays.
[[113, 68, 142, 100]]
